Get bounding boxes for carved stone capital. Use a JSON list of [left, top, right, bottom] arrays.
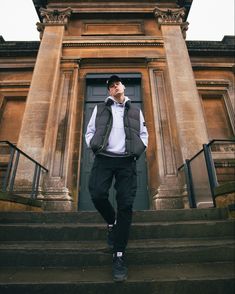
[[154, 7, 188, 38], [36, 8, 72, 39], [40, 7, 72, 26], [36, 22, 44, 39], [154, 7, 186, 25], [181, 21, 189, 39]]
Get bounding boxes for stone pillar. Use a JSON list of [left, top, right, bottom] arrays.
[[152, 7, 208, 209], [16, 8, 72, 208], [154, 7, 208, 158], [42, 59, 79, 211]]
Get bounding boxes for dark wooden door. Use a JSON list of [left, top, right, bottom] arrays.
[[78, 75, 149, 210]]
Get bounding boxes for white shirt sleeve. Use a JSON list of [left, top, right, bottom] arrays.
[[85, 106, 97, 147], [139, 110, 148, 147]]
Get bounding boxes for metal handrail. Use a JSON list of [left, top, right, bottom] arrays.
[[0, 141, 48, 198], [178, 139, 235, 171], [178, 139, 235, 208], [0, 141, 48, 171], [207, 138, 235, 146]]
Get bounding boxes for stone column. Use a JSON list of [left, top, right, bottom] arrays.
[[154, 7, 208, 159], [152, 7, 208, 209], [16, 8, 72, 206], [42, 59, 79, 211]]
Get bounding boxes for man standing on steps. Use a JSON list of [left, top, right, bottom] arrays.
[[85, 75, 148, 282]]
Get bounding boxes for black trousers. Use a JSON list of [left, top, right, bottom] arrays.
[[88, 155, 137, 253]]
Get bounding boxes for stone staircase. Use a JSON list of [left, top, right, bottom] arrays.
[[0, 208, 234, 294]]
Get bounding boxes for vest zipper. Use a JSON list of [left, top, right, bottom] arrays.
[[97, 109, 113, 153], [125, 107, 133, 156]]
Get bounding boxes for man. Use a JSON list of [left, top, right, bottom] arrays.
[[85, 75, 148, 282]]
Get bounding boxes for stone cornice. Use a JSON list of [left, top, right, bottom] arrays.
[[33, 0, 192, 16], [76, 57, 151, 68], [0, 37, 234, 58], [47, 1, 182, 11], [0, 60, 36, 69], [63, 38, 164, 48], [0, 81, 31, 88], [191, 63, 235, 71], [195, 79, 230, 88], [33, 1, 193, 26]]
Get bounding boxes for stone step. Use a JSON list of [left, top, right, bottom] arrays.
[[0, 262, 234, 294], [0, 219, 234, 241], [0, 238, 234, 267], [0, 208, 229, 224]]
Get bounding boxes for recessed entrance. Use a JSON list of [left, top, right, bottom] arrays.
[[78, 74, 149, 210]]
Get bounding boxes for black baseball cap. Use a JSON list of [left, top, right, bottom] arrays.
[[106, 75, 122, 89]]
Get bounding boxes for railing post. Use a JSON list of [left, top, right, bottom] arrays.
[[203, 144, 218, 207], [0, 141, 48, 199], [184, 160, 197, 208], [9, 150, 20, 193], [34, 166, 41, 199], [2, 145, 15, 192], [31, 165, 41, 199]]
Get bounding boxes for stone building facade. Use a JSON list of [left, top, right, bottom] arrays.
[[0, 0, 234, 211]]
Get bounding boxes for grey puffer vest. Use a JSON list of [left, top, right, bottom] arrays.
[[90, 99, 146, 159]]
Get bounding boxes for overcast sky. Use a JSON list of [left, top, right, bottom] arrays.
[[0, 0, 234, 41]]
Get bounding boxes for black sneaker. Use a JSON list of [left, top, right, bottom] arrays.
[[112, 253, 128, 282], [107, 224, 115, 249]]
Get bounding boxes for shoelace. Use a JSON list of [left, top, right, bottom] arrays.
[[113, 256, 125, 268]]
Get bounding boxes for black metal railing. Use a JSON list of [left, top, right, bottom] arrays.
[[0, 141, 48, 199], [178, 139, 235, 208]]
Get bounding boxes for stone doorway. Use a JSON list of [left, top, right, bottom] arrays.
[[78, 74, 149, 210]]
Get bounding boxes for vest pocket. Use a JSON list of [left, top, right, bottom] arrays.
[[132, 134, 146, 158]]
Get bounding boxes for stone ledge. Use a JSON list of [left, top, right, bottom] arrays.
[[214, 182, 235, 197]]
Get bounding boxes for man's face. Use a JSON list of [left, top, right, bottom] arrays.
[[108, 81, 125, 98]]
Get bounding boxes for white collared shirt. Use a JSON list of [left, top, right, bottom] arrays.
[[85, 96, 148, 154]]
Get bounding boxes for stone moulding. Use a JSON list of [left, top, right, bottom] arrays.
[[196, 80, 231, 88], [0, 81, 31, 88], [82, 20, 145, 36], [191, 63, 235, 70], [47, 6, 178, 15], [63, 40, 164, 48], [60, 57, 166, 68]]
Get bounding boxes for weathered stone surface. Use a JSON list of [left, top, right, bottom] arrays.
[[0, 1, 234, 211]]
